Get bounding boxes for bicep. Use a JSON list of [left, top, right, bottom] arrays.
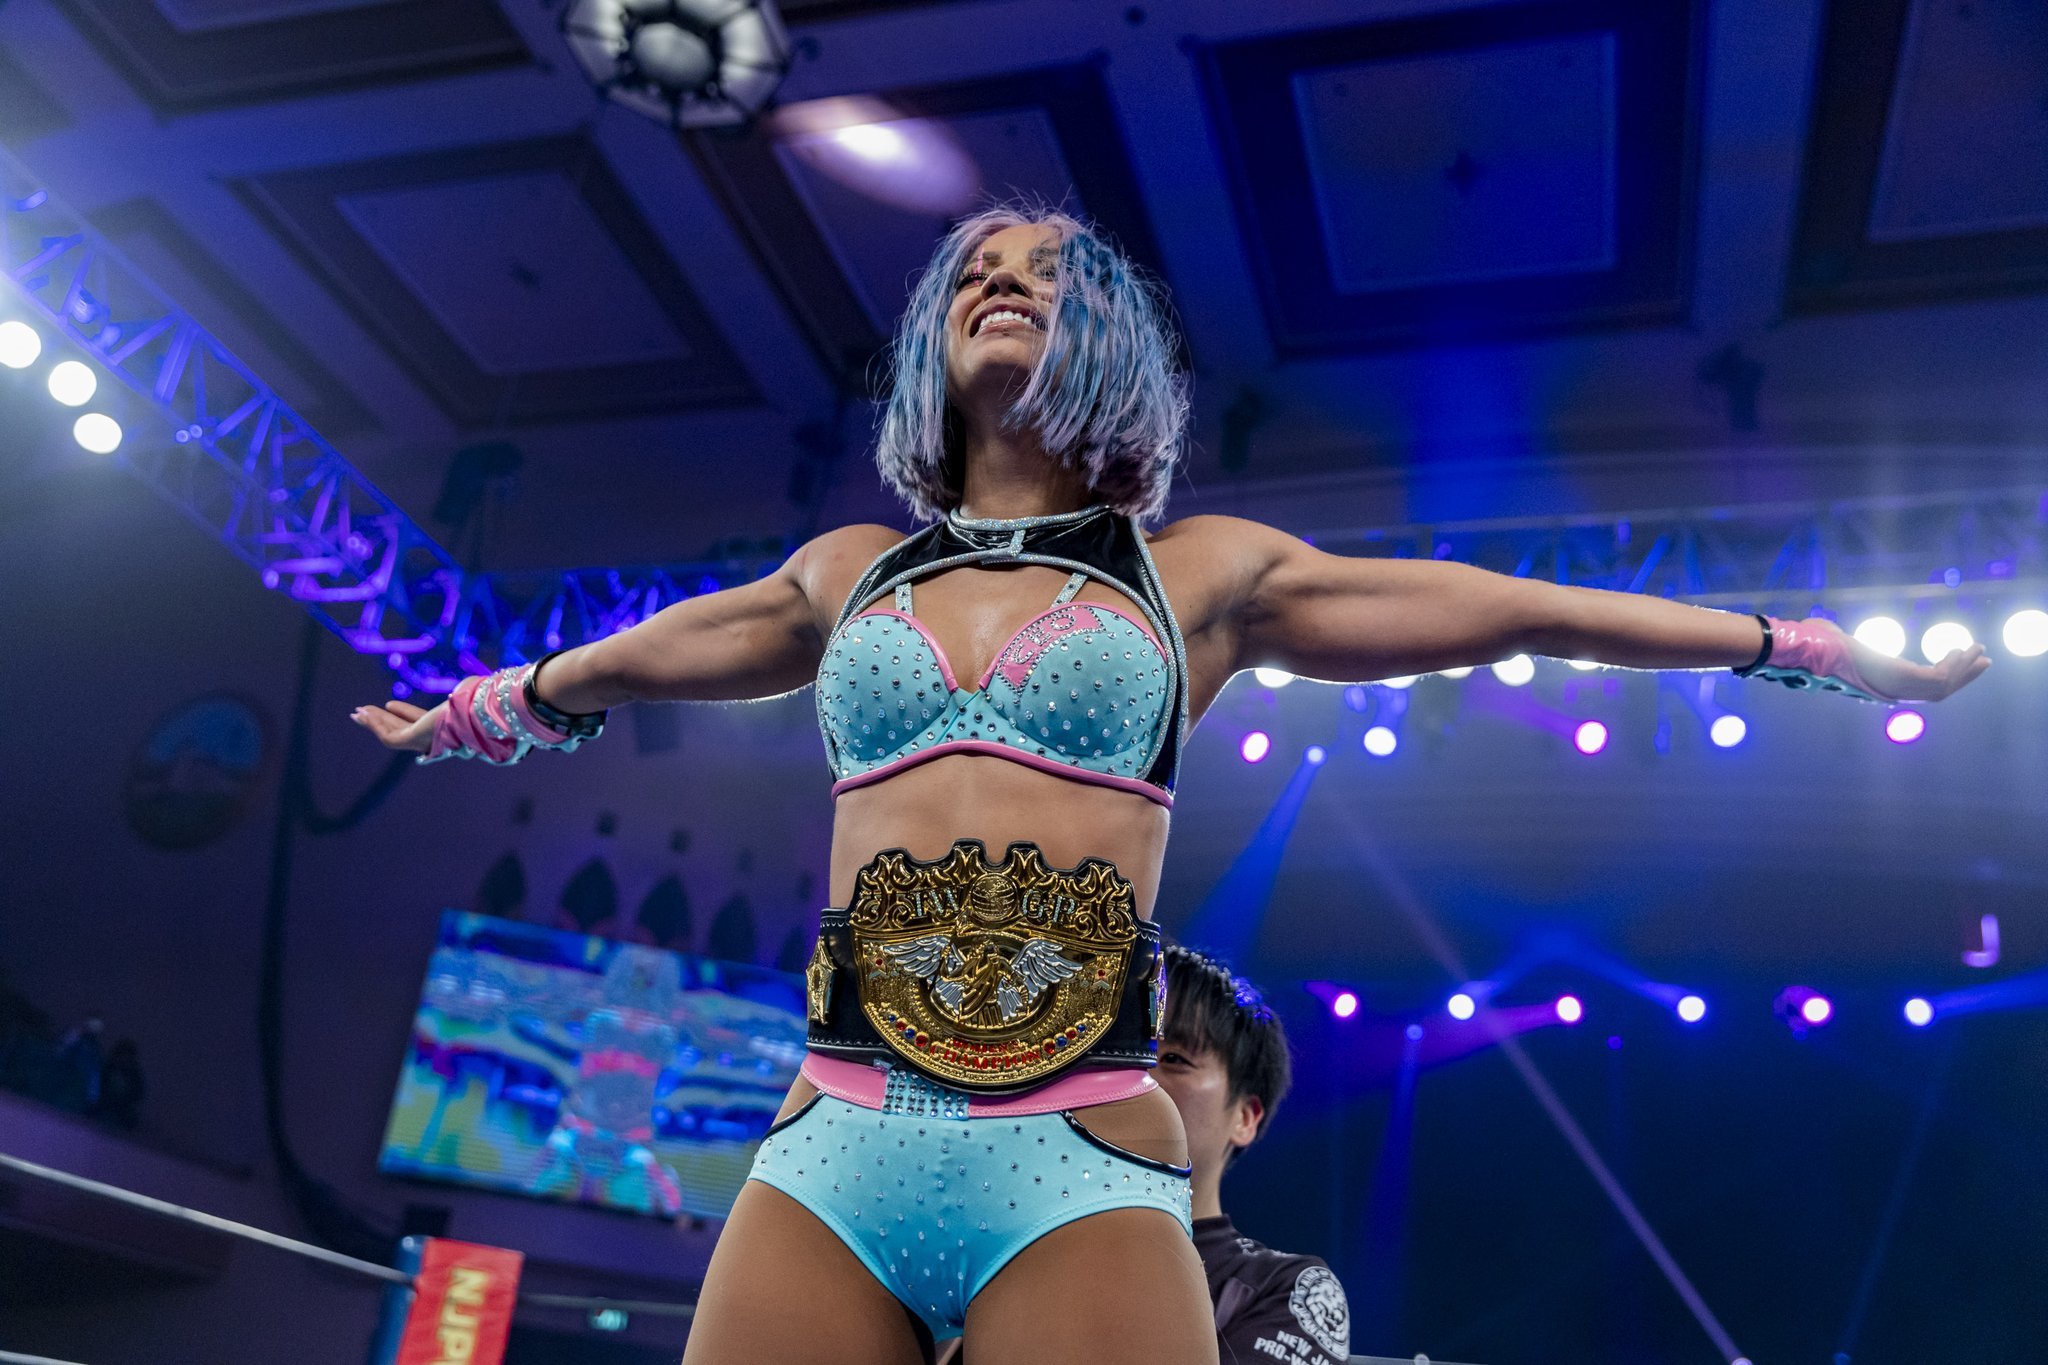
[[1239, 539, 1558, 682], [590, 561, 824, 703]]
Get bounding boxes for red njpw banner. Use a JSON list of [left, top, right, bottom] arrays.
[[394, 1238, 523, 1365]]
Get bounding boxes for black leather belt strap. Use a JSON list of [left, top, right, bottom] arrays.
[[806, 911, 1163, 1093]]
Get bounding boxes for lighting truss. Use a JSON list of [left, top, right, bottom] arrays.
[[1302, 487, 2048, 612], [5, 143, 2043, 697], [0, 147, 764, 692]]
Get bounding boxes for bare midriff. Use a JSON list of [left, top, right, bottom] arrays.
[[827, 749, 1172, 917]]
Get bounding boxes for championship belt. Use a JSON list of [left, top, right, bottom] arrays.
[[819, 841, 1146, 1091]]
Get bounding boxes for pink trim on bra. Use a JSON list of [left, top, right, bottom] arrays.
[[852, 608, 961, 690], [829, 740, 1174, 807], [850, 598, 1166, 698], [801, 1052, 1158, 1117]]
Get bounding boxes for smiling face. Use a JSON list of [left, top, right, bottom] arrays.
[[943, 222, 1061, 413]]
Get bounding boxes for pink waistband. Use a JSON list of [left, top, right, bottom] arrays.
[[800, 1052, 1156, 1117]]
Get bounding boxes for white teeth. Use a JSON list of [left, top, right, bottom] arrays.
[[976, 309, 1041, 335]]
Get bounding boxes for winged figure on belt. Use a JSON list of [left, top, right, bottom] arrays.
[[882, 934, 1086, 1024]]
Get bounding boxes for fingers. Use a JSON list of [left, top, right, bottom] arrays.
[[350, 702, 437, 752]]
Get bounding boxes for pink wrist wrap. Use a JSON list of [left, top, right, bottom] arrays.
[[422, 664, 581, 765], [1739, 617, 1898, 704]]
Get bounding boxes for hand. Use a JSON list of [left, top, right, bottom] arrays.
[[1846, 636, 1989, 703], [351, 700, 442, 754]]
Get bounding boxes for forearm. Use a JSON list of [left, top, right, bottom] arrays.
[[1528, 584, 1762, 671]]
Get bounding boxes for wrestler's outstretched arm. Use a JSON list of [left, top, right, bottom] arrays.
[[352, 523, 897, 755], [1173, 516, 1987, 704]]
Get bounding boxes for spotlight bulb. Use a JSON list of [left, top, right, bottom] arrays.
[[48, 359, 96, 406], [1331, 991, 1358, 1019], [1362, 726, 1397, 757], [1239, 731, 1271, 764], [1708, 715, 1746, 748], [1555, 995, 1584, 1024], [1253, 667, 1294, 689], [0, 320, 41, 369], [1573, 720, 1608, 755], [1438, 666, 1475, 679], [1800, 995, 1833, 1025], [1903, 997, 1933, 1028], [1885, 710, 1926, 745], [1378, 674, 1417, 689], [2001, 609, 2048, 658], [71, 412, 121, 454], [1491, 654, 1536, 687], [1304, 745, 1327, 766], [1852, 616, 1906, 658], [1676, 994, 1707, 1023], [1446, 992, 1476, 1021], [1919, 621, 1973, 663]]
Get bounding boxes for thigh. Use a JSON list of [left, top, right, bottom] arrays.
[[960, 1206, 1216, 1365], [682, 1178, 929, 1365]]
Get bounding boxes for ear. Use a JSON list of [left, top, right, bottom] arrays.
[[1227, 1093, 1264, 1153]]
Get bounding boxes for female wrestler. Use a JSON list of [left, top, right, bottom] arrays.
[[354, 207, 1986, 1365]]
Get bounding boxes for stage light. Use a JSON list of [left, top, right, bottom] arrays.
[[1304, 745, 1327, 765], [1404, 1023, 1424, 1041], [1332, 991, 1358, 1019], [1343, 685, 1370, 711], [1491, 654, 1536, 686], [1362, 726, 1398, 757], [71, 412, 121, 454], [1379, 674, 1417, 689], [1566, 659, 1602, 672], [0, 320, 41, 369], [560, 0, 792, 130], [1446, 991, 1476, 1020], [1885, 710, 1925, 745], [1708, 714, 1746, 748], [1239, 731, 1270, 763], [1676, 994, 1707, 1023], [1555, 995, 1584, 1024], [2002, 609, 2048, 658], [47, 359, 96, 406], [1852, 616, 1907, 658], [1438, 666, 1475, 679], [1573, 720, 1608, 755], [1801, 995, 1832, 1025], [1903, 997, 1934, 1028], [1253, 667, 1295, 689], [1920, 621, 1973, 663]]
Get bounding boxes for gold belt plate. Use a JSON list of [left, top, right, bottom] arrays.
[[850, 841, 1138, 1088]]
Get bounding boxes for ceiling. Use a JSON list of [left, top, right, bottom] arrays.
[[2, 0, 2046, 569]]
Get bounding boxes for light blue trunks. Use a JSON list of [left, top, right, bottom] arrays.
[[747, 1085, 1192, 1340]]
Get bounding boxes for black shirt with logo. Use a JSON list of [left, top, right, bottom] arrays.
[[1195, 1215, 1351, 1365]]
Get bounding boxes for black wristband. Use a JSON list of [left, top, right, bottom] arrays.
[[524, 651, 607, 737], [1731, 613, 1774, 677]]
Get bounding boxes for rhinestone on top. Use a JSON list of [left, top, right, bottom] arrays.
[[820, 594, 1169, 789]]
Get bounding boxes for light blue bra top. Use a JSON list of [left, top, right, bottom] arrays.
[[817, 570, 1176, 805]]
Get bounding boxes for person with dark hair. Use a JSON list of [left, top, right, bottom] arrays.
[[1159, 945, 1349, 1365], [357, 203, 1984, 1365]]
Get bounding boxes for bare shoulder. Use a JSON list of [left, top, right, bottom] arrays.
[[792, 522, 909, 618], [1143, 516, 1301, 632]]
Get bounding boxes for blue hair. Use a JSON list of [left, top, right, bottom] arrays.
[[874, 204, 1189, 522]]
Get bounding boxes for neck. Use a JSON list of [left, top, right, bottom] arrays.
[[955, 419, 1093, 522], [1191, 1167, 1225, 1221]]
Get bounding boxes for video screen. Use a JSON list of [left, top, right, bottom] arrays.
[[378, 912, 807, 1220]]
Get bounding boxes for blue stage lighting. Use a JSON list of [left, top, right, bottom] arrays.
[[1446, 991, 1476, 1020], [1709, 715, 1746, 748], [1903, 997, 1933, 1027], [1332, 991, 1358, 1019], [1305, 745, 1327, 765], [1555, 995, 1584, 1024], [1363, 726, 1397, 757], [1676, 994, 1707, 1024], [1240, 731, 1271, 763]]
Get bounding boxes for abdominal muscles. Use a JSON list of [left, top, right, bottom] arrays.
[[828, 751, 1171, 914]]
